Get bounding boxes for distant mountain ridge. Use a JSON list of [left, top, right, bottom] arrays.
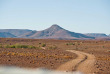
[[0, 32, 16, 38], [0, 29, 32, 37], [0, 24, 109, 40], [84, 33, 108, 38]]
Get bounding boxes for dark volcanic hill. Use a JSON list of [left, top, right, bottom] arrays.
[[85, 33, 108, 38], [0, 32, 16, 38], [21, 24, 95, 39]]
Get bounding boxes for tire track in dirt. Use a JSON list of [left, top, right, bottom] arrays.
[[56, 50, 96, 74], [73, 55, 87, 71]]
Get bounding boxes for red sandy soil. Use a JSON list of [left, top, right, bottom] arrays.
[[0, 38, 110, 74], [0, 38, 76, 69]]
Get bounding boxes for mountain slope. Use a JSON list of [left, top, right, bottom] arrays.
[[0, 32, 16, 38], [19, 31, 37, 38]]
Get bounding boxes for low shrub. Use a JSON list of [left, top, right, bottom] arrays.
[[17, 45, 28, 48], [10, 45, 16, 48], [66, 43, 75, 45], [42, 43, 46, 47], [28, 45, 36, 49]]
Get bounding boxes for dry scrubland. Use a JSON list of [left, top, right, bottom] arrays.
[[0, 38, 110, 73]]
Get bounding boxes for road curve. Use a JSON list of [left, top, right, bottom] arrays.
[[56, 50, 96, 74]]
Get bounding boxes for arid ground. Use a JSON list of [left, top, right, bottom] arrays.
[[0, 38, 110, 74]]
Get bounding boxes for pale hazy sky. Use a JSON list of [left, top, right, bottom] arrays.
[[0, 0, 110, 34]]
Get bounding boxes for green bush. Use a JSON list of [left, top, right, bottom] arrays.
[[15, 45, 21, 48], [66, 43, 69, 45], [19, 45, 28, 48], [10, 45, 16, 48], [42, 43, 46, 47]]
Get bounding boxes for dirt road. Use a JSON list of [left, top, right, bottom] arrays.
[[56, 50, 96, 74]]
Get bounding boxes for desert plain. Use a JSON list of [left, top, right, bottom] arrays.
[[0, 38, 110, 74]]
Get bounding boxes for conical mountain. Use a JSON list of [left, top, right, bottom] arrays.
[[46, 24, 63, 31], [27, 24, 95, 39]]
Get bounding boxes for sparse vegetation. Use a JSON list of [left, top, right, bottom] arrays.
[[0, 38, 77, 69], [0, 38, 110, 73], [0, 44, 3, 48], [66, 43, 75, 45], [0, 44, 37, 49], [48, 46, 57, 50], [66, 42, 81, 46]]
